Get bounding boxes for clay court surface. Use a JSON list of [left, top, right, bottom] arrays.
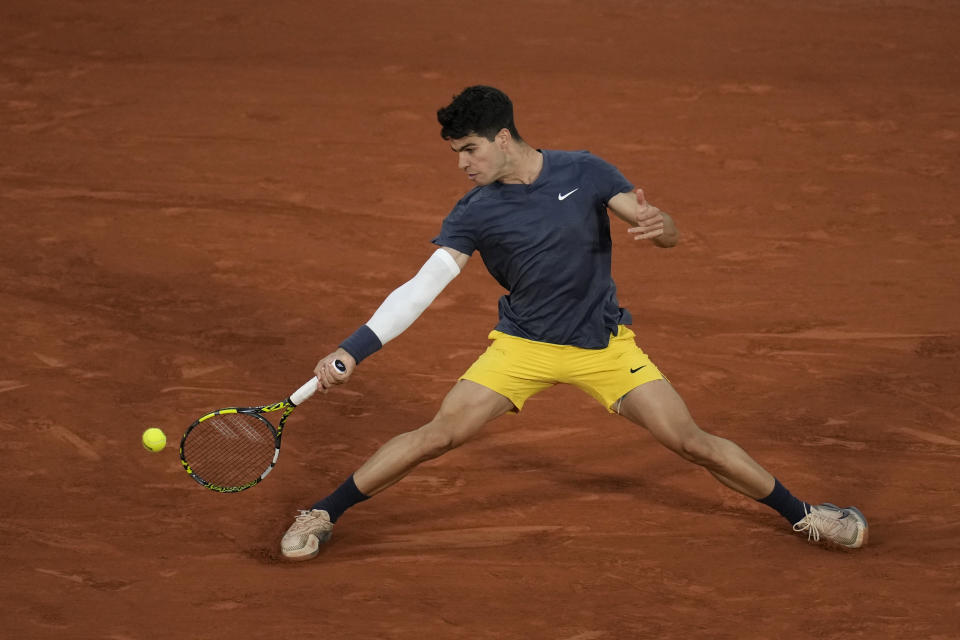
[[2, 1, 959, 638]]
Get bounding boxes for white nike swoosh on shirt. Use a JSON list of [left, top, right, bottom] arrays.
[[558, 188, 579, 201]]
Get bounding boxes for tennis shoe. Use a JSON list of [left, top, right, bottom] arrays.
[[792, 503, 868, 549], [281, 509, 334, 560]]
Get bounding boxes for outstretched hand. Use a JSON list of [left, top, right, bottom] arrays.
[[313, 348, 356, 393], [626, 188, 666, 241]]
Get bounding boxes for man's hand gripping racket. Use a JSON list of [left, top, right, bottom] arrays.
[[180, 359, 347, 493]]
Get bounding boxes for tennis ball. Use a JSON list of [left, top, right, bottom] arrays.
[[142, 427, 167, 452]]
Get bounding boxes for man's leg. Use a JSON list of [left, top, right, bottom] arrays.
[[617, 379, 775, 498], [353, 379, 516, 495], [617, 379, 867, 548], [281, 380, 515, 559]]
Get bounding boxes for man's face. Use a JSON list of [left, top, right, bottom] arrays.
[[448, 131, 506, 186]]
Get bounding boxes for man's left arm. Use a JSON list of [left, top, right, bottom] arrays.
[[608, 188, 679, 248]]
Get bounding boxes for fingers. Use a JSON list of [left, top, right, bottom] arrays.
[[314, 367, 337, 393], [629, 189, 664, 240], [628, 224, 665, 241], [635, 205, 661, 224], [313, 354, 353, 393], [312, 362, 331, 393]]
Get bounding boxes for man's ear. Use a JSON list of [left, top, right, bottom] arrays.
[[496, 128, 511, 149]]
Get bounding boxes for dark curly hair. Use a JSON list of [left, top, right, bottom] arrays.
[[437, 85, 522, 142]]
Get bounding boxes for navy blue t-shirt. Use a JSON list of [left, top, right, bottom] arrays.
[[432, 149, 634, 348]]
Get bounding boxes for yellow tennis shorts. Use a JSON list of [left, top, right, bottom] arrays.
[[460, 325, 666, 413]]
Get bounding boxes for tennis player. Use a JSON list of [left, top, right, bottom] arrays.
[[281, 85, 868, 560]]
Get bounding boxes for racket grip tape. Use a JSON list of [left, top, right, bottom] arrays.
[[289, 360, 347, 406]]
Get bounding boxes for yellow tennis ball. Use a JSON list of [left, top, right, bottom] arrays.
[[142, 427, 167, 452]]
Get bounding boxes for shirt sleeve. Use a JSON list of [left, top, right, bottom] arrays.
[[582, 153, 633, 204], [431, 201, 477, 255]]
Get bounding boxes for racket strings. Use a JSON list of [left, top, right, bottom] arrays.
[[185, 412, 278, 488]]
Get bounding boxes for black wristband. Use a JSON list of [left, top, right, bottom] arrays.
[[339, 325, 383, 364]]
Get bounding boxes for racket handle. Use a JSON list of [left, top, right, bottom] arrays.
[[289, 360, 347, 406]]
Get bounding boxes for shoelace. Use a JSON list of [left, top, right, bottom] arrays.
[[792, 509, 843, 542], [793, 516, 822, 542], [290, 509, 330, 532], [282, 511, 328, 554]]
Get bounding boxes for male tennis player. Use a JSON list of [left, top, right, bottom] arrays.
[[281, 85, 868, 560]]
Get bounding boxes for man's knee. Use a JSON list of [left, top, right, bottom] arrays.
[[412, 404, 485, 460], [651, 418, 720, 466], [413, 421, 459, 459], [405, 380, 513, 462], [677, 432, 714, 464], [675, 429, 738, 475]]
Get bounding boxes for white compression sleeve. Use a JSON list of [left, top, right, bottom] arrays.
[[365, 248, 461, 345]]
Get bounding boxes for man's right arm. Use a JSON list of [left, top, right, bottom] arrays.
[[314, 246, 469, 390]]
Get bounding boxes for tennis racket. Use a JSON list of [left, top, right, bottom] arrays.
[[180, 360, 346, 493]]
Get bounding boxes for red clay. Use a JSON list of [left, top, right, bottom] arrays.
[[2, 2, 958, 638]]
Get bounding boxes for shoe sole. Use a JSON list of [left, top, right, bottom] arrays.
[[846, 506, 868, 548]]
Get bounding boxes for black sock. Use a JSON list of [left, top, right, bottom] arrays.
[[757, 478, 809, 526], [311, 474, 369, 523]]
